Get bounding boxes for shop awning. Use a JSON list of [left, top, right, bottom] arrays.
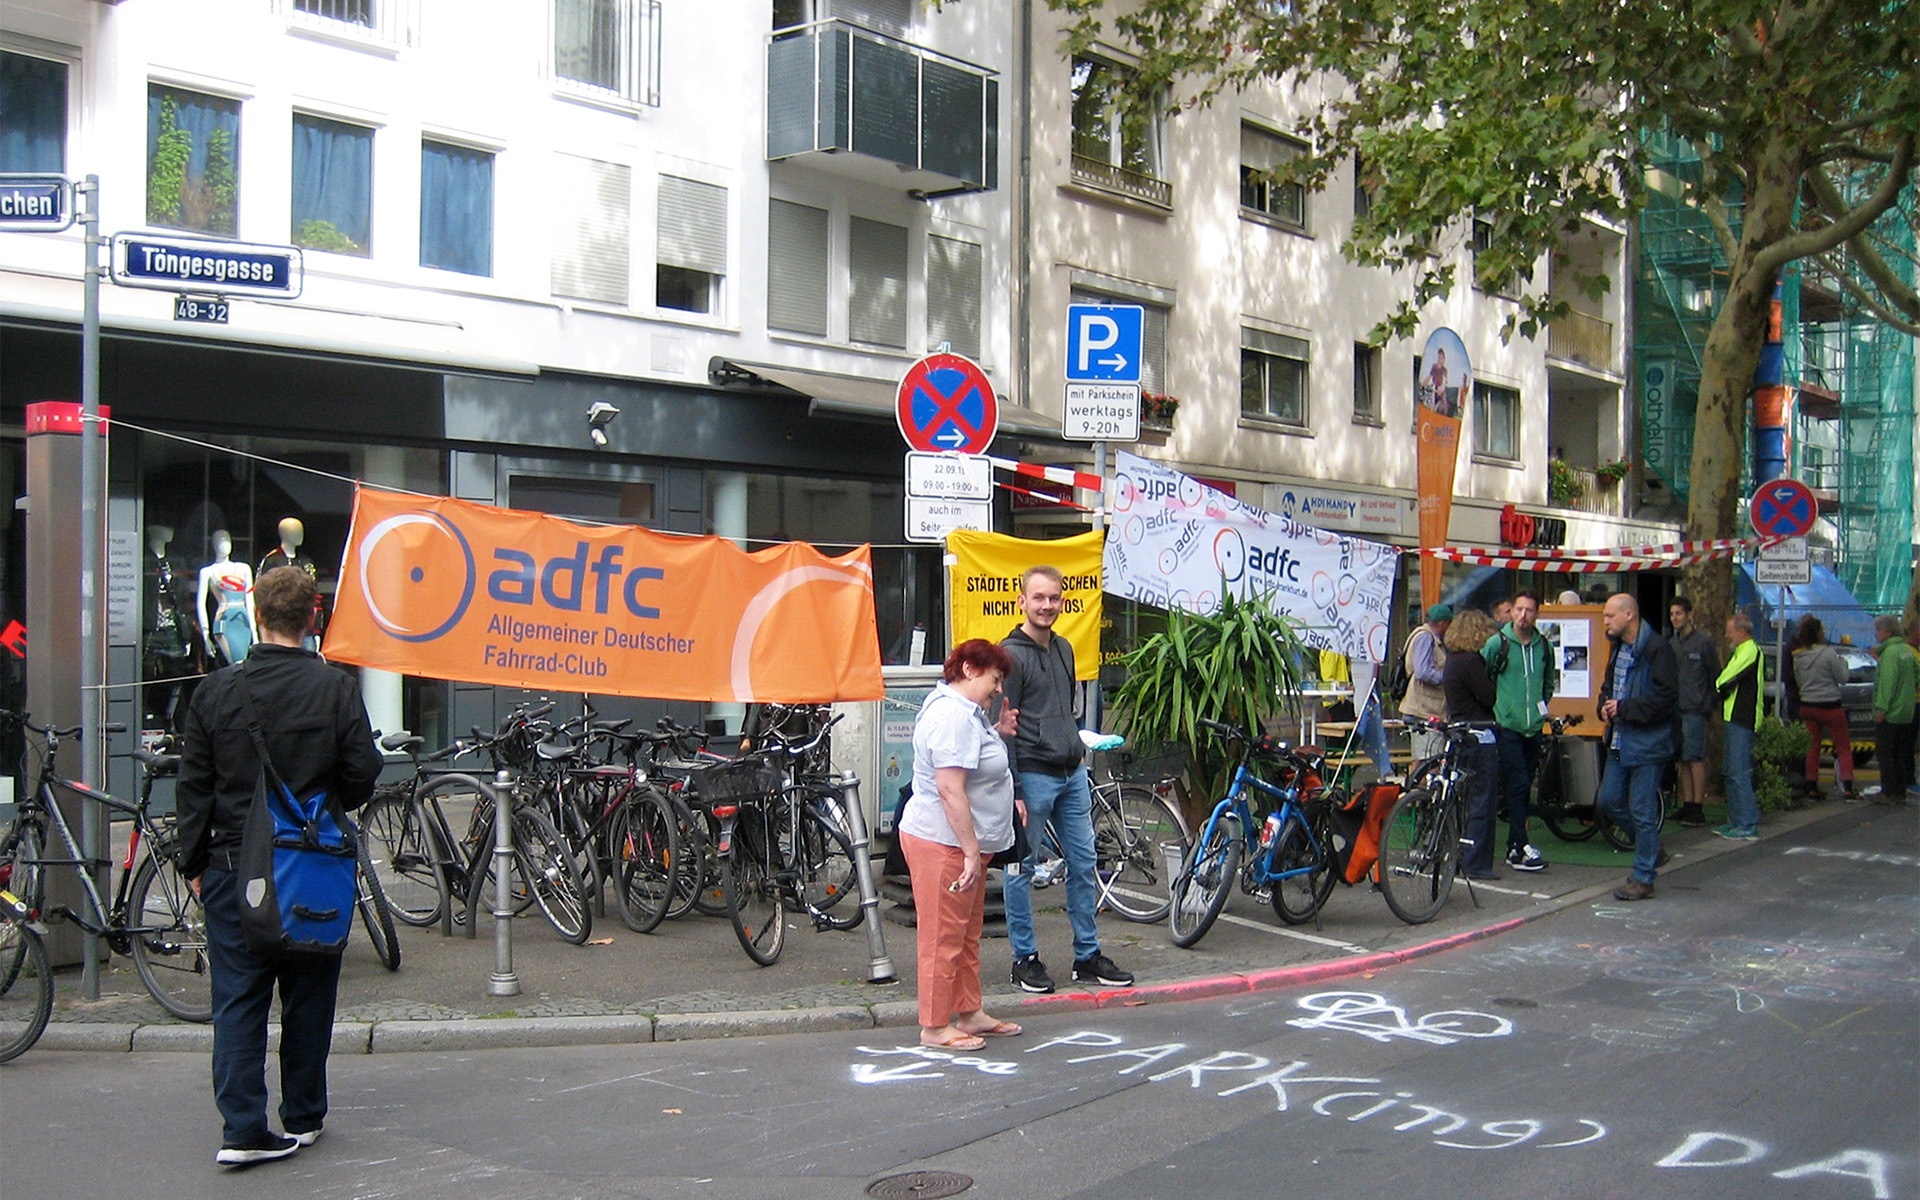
[[712, 358, 1063, 439]]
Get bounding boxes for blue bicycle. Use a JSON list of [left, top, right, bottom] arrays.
[[1168, 718, 1337, 947]]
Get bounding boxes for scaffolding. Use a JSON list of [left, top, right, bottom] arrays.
[[1636, 132, 1915, 609]]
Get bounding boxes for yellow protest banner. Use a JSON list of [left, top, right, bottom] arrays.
[[946, 530, 1103, 681]]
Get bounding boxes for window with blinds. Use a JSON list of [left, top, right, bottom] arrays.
[[768, 199, 830, 336], [1473, 381, 1520, 460], [1241, 327, 1310, 426], [848, 216, 908, 348], [926, 235, 982, 358], [550, 156, 631, 305], [1240, 123, 1308, 231], [656, 175, 726, 314], [1070, 287, 1167, 392]]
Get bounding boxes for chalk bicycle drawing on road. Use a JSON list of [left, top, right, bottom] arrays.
[[1286, 991, 1516, 1046]]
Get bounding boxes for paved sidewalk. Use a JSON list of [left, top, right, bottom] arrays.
[[32, 796, 1897, 1053]]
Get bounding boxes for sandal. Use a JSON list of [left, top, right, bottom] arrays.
[[958, 1020, 1021, 1038], [921, 1031, 986, 1051]]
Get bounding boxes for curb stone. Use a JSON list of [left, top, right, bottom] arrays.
[[369, 1014, 656, 1053], [654, 1006, 873, 1042]]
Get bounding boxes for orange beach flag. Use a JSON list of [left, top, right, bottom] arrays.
[[324, 487, 884, 702]]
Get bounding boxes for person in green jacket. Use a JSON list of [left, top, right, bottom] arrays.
[[1713, 613, 1763, 840], [1482, 591, 1559, 872], [1869, 615, 1917, 805]]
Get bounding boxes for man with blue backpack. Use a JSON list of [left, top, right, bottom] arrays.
[[177, 566, 381, 1167]]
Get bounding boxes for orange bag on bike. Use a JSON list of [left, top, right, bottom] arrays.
[[1343, 782, 1400, 885]]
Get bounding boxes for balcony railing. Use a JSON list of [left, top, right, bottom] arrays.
[[1069, 153, 1173, 208], [767, 19, 997, 194], [278, 0, 418, 49], [1546, 308, 1616, 371]]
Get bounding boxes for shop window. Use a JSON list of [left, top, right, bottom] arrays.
[[848, 216, 908, 348], [1240, 123, 1308, 231], [1, 50, 67, 172], [292, 113, 373, 256], [147, 84, 241, 236], [768, 198, 829, 336], [926, 235, 982, 358], [420, 139, 493, 276], [656, 174, 727, 314], [1242, 328, 1310, 426], [1474, 381, 1520, 460], [551, 155, 631, 305]]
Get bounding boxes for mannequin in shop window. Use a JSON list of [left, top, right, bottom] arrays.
[[198, 530, 256, 666], [259, 516, 324, 651], [143, 524, 201, 730]]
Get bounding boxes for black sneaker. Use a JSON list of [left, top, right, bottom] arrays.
[[1676, 804, 1708, 828], [1071, 953, 1134, 988], [217, 1132, 300, 1166], [289, 1125, 323, 1147], [1506, 844, 1546, 872], [1011, 954, 1055, 994]]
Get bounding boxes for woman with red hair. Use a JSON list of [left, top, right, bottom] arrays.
[[898, 639, 1025, 1050]]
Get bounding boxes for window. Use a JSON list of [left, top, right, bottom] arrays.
[[656, 175, 727, 315], [1241, 329, 1310, 426], [1353, 342, 1381, 422], [768, 199, 829, 336], [291, 114, 372, 256], [773, 0, 912, 33], [1070, 286, 1167, 391], [419, 140, 493, 276], [1352, 152, 1373, 219], [1, 50, 66, 172], [147, 85, 241, 236], [551, 156, 630, 304], [297, 0, 371, 25], [554, 0, 661, 107], [926, 235, 982, 358], [1474, 381, 1520, 459], [848, 217, 909, 348], [1240, 123, 1307, 230], [1069, 56, 1167, 203]]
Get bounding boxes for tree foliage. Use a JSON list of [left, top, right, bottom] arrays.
[[1051, 0, 1917, 612]]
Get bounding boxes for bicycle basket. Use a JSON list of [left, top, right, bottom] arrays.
[[689, 756, 783, 806]]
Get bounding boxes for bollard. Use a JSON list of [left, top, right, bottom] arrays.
[[833, 771, 895, 984], [488, 768, 521, 997]]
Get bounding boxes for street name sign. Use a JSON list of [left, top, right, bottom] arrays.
[[0, 174, 74, 232], [905, 496, 992, 543], [1063, 381, 1141, 442], [905, 451, 992, 500], [110, 232, 304, 300], [896, 353, 998, 454]]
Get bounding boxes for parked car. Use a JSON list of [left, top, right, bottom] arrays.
[[1762, 644, 1879, 762]]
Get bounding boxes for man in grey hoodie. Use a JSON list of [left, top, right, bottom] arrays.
[[1000, 566, 1133, 994]]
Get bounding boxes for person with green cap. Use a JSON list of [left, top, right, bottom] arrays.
[[1400, 603, 1453, 762]]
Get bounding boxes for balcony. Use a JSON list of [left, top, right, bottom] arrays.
[[277, 0, 418, 50], [767, 20, 997, 196], [1546, 308, 1617, 373], [1069, 154, 1172, 208]]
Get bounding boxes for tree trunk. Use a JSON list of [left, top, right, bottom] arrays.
[[1682, 135, 1808, 630]]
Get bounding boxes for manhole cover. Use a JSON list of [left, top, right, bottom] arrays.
[[867, 1170, 973, 1199]]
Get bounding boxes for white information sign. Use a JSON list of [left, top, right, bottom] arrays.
[[905, 497, 992, 543], [1062, 382, 1141, 442], [1759, 536, 1809, 561], [905, 451, 992, 500], [1756, 557, 1812, 585], [106, 529, 141, 643]]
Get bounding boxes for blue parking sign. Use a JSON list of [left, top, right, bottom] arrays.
[[1066, 304, 1143, 382]]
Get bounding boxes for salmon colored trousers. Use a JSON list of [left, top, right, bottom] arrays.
[[899, 831, 992, 1029]]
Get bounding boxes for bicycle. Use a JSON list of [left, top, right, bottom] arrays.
[[0, 890, 53, 1061], [0, 713, 211, 1021], [1085, 736, 1191, 923], [1377, 718, 1486, 924], [1535, 720, 1677, 850], [1167, 718, 1337, 948]]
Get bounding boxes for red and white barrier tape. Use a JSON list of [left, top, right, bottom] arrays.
[[987, 456, 1105, 494], [1430, 535, 1783, 561]]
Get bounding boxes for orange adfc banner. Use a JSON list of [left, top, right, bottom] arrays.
[[323, 487, 884, 703]]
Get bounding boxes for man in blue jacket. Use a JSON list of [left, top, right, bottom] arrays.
[[1597, 593, 1678, 900]]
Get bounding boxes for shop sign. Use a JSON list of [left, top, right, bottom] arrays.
[[1271, 485, 1403, 534], [1499, 504, 1567, 549]]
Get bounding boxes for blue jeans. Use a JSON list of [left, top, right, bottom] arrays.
[[1723, 724, 1758, 831], [1003, 766, 1101, 962], [204, 868, 341, 1143], [1460, 738, 1502, 873], [1598, 751, 1665, 883], [1494, 729, 1543, 854]]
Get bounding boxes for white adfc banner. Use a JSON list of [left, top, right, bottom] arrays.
[[1104, 451, 1400, 662]]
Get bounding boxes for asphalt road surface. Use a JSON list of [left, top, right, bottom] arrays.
[[4, 806, 1914, 1200]]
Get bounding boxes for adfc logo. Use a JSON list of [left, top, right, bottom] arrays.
[[356, 511, 475, 642]]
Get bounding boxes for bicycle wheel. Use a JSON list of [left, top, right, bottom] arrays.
[[724, 807, 787, 965], [512, 807, 593, 944], [127, 852, 213, 1021], [1378, 788, 1456, 925], [359, 789, 446, 927], [1095, 786, 1188, 923], [0, 818, 46, 918], [0, 917, 53, 1063], [613, 791, 681, 934], [1270, 810, 1336, 925], [355, 839, 402, 971], [1168, 814, 1241, 949], [1541, 808, 1602, 843], [791, 800, 861, 931], [659, 793, 711, 921]]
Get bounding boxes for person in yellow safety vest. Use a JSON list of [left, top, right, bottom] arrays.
[[1712, 613, 1763, 841]]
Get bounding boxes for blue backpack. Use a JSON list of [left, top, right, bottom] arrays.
[[233, 670, 357, 958]]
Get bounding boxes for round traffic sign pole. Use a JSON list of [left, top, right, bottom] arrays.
[[895, 353, 999, 455]]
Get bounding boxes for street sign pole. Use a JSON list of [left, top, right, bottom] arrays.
[[77, 175, 105, 1000]]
